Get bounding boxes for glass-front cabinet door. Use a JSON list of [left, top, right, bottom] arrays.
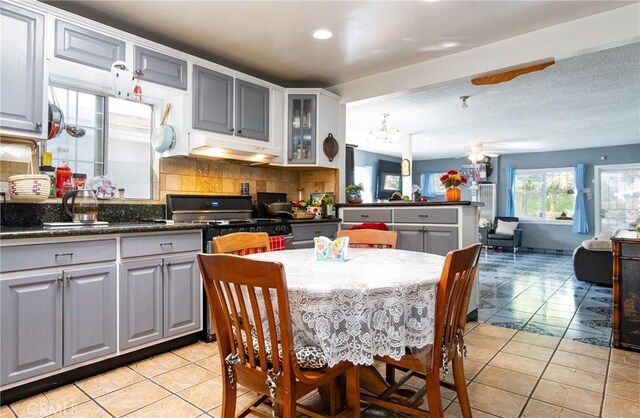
[[288, 94, 316, 164]]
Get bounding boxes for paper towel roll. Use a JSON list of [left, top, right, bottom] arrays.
[[0, 143, 34, 163]]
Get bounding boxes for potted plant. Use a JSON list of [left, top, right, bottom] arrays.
[[440, 170, 467, 202], [345, 183, 364, 204]]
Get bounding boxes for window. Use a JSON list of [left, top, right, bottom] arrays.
[[514, 168, 576, 220], [45, 87, 153, 199], [354, 165, 373, 203]]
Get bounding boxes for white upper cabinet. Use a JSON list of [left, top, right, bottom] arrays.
[[282, 89, 341, 169]]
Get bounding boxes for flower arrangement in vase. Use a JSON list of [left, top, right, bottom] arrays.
[[440, 170, 467, 202], [345, 183, 364, 204]]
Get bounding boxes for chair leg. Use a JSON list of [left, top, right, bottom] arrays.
[[344, 366, 361, 417], [221, 378, 237, 418], [281, 394, 297, 418], [451, 355, 472, 418], [385, 363, 396, 386], [425, 370, 444, 418]]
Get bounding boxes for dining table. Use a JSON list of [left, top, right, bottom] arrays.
[[246, 247, 446, 399]]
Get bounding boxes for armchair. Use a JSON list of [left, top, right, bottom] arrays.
[[480, 216, 523, 254], [572, 234, 613, 285]]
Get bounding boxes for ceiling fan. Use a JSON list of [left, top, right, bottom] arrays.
[[465, 143, 500, 162]]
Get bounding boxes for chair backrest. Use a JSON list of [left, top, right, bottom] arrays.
[[336, 229, 398, 249], [212, 232, 271, 255], [433, 243, 482, 365], [197, 253, 294, 378]]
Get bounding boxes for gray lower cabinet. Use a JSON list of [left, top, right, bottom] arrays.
[[120, 254, 200, 349], [1, 264, 117, 385], [291, 222, 339, 249], [193, 65, 234, 134], [0, 2, 44, 133], [163, 255, 200, 337], [119, 259, 163, 350], [1, 273, 62, 385], [394, 225, 458, 256], [64, 265, 117, 366], [235, 79, 269, 141]]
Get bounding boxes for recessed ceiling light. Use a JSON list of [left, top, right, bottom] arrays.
[[312, 29, 333, 40]]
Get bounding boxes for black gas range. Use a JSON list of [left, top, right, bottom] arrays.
[[165, 194, 293, 252]]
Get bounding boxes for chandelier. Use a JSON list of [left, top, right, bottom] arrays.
[[368, 113, 401, 144]]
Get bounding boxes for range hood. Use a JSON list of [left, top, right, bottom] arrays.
[[187, 132, 280, 165], [190, 145, 277, 165]]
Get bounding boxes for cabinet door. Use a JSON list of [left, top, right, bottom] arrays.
[[394, 225, 424, 253], [134, 46, 187, 90], [288, 95, 316, 164], [119, 259, 163, 349], [163, 255, 201, 338], [193, 65, 234, 134], [424, 226, 458, 256], [0, 3, 44, 133], [54, 20, 125, 71], [63, 265, 117, 366], [236, 79, 269, 141], [1, 273, 62, 385]]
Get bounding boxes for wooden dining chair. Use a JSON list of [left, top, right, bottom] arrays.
[[336, 229, 398, 249], [198, 254, 360, 418], [212, 232, 271, 255], [360, 243, 482, 418]]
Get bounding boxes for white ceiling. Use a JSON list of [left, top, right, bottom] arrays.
[[347, 42, 640, 160], [44, 0, 640, 160], [45, 0, 634, 87]]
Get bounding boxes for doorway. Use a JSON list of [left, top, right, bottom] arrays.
[[594, 163, 640, 234]]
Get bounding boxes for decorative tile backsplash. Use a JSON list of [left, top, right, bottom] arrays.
[[159, 157, 338, 202]]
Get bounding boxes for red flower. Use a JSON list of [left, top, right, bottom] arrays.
[[447, 170, 458, 175], [440, 174, 448, 182]]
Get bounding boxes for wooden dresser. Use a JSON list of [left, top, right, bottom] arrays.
[[612, 229, 640, 350]]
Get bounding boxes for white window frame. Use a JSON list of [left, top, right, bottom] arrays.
[[514, 167, 576, 224], [594, 162, 640, 234]]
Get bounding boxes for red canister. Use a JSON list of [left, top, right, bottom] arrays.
[[55, 164, 72, 197]]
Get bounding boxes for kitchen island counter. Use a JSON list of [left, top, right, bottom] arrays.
[[0, 222, 205, 240], [336, 201, 484, 208]]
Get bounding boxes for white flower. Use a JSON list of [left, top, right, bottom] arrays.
[[412, 184, 421, 193]]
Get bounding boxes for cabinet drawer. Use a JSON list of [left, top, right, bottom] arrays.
[[121, 231, 201, 258], [394, 208, 458, 224], [621, 243, 640, 258], [1, 240, 116, 273], [292, 223, 338, 242], [341, 209, 392, 223]]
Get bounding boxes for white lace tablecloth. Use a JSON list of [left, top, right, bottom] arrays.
[[247, 248, 443, 367]]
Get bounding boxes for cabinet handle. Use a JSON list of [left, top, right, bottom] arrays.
[[35, 122, 42, 129], [165, 262, 171, 267], [160, 242, 173, 247], [360, 214, 369, 218], [418, 214, 429, 218], [314, 231, 322, 235], [66, 275, 74, 281], [230, 128, 235, 133], [56, 276, 63, 284], [237, 129, 242, 134], [55, 253, 73, 259]]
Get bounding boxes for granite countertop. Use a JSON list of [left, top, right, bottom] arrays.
[[288, 218, 341, 224], [0, 223, 205, 240], [336, 201, 484, 208]]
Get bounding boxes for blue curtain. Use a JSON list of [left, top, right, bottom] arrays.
[[573, 163, 589, 234], [505, 167, 516, 216], [420, 172, 436, 197]]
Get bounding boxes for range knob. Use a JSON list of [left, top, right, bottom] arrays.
[[275, 225, 282, 232], [249, 227, 256, 232], [256, 226, 262, 232], [220, 229, 228, 235]]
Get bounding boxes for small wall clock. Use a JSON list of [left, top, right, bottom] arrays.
[[401, 158, 411, 176]]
